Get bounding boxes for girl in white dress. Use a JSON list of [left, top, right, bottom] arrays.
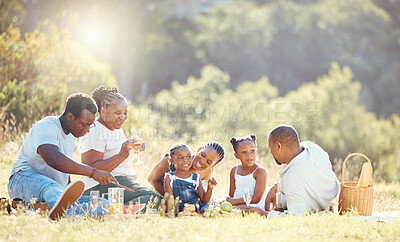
[[226, 134, 268, 210]]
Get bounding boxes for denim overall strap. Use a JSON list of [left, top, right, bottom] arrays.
[[169, 172, 176, 181], [171, 173, 200, 212], [191, 173, 198, 187]]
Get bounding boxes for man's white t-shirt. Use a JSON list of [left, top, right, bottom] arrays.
[[78, 120, 137, 190], [274, 141, 339, 216], [10, 116, 75, 187]]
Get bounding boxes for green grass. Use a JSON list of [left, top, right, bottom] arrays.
[[1, 136, 400, 241], [0, 213, 399, 241]]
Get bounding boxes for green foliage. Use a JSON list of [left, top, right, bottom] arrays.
[[144, 63, 400, 181], [195, 1, 273, 86], [0, 26, 117, 133], [0, 80, 66, 132], [2, 0, 399, 118], [142, 65, 231, 141], [280, 63, 400, 181], [194, 0, 399, 117], [135, 14, 202, 96]]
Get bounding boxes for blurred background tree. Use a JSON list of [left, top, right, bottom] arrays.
[[0, 25, 117, 131], [1, 0, 399, 181], [1, 0, 399, 116]]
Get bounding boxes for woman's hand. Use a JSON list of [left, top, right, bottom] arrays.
[[119, 139, 135, 159], [138, 142, 146, 152], [208, 177, 217, 190], [130, 136, 145, 152]]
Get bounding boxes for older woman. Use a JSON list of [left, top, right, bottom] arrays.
[[148, 142, 225, 195], [79, 86, 161, 207]]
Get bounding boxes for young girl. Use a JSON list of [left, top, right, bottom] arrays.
[[226, 134, 267, 210], [148, 141, 224, 195], [164, 144, 217, 213]]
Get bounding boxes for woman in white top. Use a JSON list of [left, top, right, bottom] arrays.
[[79, 86, 161, 206]]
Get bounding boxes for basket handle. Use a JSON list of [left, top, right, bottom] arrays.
[[341, 153, 372, 184]]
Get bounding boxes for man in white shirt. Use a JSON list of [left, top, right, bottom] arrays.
[[244, 124, 339, 216], [266, 124, 339, 216], [8, 93, 117, 220]]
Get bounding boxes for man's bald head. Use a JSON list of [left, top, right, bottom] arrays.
[[268, 124, 300, 148]]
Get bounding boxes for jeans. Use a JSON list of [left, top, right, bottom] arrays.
[[170, 173, 208, 213], [8, 167, 106, 216]]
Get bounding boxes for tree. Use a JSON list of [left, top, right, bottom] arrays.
[[0, 26, 117, 132]]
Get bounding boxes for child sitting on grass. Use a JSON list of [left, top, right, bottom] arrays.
[[164, 144, 217, 213], [226, 134, 268, 210]]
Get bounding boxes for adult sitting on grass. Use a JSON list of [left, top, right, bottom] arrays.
[[148, 142, 225, 195], [79, 86, 162, 207], [7, 93, 117, 220], [245, 124, 339, 217]]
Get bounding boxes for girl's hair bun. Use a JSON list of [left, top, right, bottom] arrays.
[[231, 134, 258, 152]]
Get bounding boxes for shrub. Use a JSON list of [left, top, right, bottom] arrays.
[[0, 25, 117, 134]]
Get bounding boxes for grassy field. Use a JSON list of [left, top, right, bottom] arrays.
[[1, 212, 400, 241], [1, 136, 400, 241]]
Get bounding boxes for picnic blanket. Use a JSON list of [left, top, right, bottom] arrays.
[[352, 211, 400, 222]]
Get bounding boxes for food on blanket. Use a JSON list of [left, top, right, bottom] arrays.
[[178, 204, 198, 217], [220, 210, 235, 217], [204, 205, 220, 218], [184, 204, 196, 213], [178, 210, 191, 217], [123, 204, 145, 214], [109, 203, 123, 215], [221, 201, 233, 212], [230, 209, 242, 216], [203, 204, 242, 218], [356, 162, 373, 188]]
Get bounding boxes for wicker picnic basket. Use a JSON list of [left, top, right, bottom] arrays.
[[338, 153, 373, 216]]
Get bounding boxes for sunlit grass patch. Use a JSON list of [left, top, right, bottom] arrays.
[[0, 212, 400, 241]]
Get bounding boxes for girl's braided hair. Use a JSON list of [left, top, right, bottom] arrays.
[[230, 134, 257, 152], [169, 143, 191, 156], [92, 85, 126, 113], [166, 143, 191, 172]]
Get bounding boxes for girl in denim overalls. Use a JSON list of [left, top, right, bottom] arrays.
[[164, 144, 217, 213]]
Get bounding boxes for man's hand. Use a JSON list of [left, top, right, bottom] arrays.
[[208, 177, 217, 190], [92, 169, 118, 185], [265, 183, 278, 211]]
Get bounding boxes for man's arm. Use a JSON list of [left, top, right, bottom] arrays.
[[38, 144, 117, 185], [265, 183, 278, 211]]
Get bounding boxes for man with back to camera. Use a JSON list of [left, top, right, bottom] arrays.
[[244, 124, 339, 217], [7, 93, 121, 220]]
